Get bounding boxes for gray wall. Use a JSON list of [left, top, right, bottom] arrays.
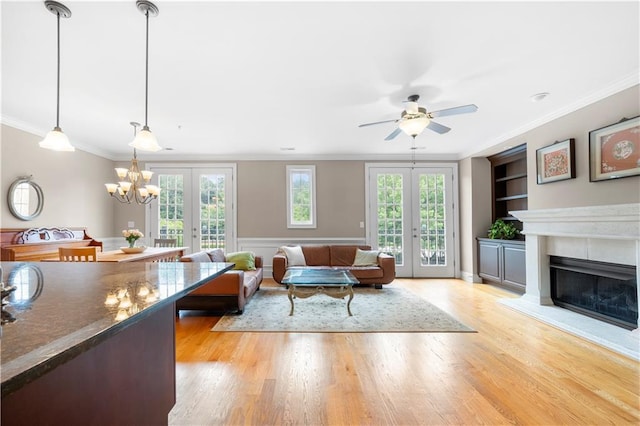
[[524, 85, 639, 210], [459, 156, 492, 281], [458, 84, 640, 280], [1, 125, 115, 238], [2, 85, 638, 277], [238, 161, 365, 238]]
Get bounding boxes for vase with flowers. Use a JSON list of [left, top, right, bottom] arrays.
[[122, 229, 144, 248]]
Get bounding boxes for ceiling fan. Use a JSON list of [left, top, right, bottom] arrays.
[[358, 94, 478, 140]]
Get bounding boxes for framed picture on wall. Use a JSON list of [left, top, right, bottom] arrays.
[[536, 138, 576, 184], [589, 116, 640, 182]]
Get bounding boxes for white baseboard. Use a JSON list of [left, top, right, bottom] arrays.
[[461, 270, 483, 283]]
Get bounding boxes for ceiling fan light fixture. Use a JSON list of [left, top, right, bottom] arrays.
[[404, 101, 419, 114], [399, 116, 430, 138]]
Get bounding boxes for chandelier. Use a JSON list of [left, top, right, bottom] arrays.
[[105, 122, 160, 204]]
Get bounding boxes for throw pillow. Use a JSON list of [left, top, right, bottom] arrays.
[[353, 248, 379, 266], [281, 245, 306, 266], [225, 251, 256, 271], [206, 248, 225, 262], [185, 251, 212, 263]]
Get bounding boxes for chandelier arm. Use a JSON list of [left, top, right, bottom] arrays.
[[109, 192, 133, 204]]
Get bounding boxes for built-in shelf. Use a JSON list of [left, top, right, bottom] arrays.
[[480, 144, 528, 293], [495, 172, 527, 183], [496, 194, 528, 202], [488, 144, 528, 228]]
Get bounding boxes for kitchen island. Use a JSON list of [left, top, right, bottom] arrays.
[[0, 261, 233, 425]]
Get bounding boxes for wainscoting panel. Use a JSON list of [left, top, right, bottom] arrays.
[[98, 237, 124, 252], [237, 237, 367, 275]]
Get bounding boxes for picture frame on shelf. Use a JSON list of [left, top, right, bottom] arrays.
[[536, 138, 575, 184], [589, 116, 640, 182]]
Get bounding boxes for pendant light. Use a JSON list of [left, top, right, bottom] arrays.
[[129, 1, 162, 152], [39, 1, 75, 152]]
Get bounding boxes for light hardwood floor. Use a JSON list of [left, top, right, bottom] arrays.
[[169, 278, 639, 425]]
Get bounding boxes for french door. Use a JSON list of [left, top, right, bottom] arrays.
[[366, 164, 458, 278], [146, 165, 236, 253]]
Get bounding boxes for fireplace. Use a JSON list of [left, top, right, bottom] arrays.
[[550, 256, 638, 330], [504, 203, 640, 360]]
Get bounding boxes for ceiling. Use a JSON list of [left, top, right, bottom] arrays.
[[2, 1, 639, 161]]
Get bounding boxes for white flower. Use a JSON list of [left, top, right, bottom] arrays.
[[122, 229, 144, 242]]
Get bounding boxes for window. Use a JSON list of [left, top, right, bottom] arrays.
[[287, 165, 316, 228]]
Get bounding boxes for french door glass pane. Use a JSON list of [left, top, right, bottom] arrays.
[[419, 173, 446, 266], [199, 174, 226, 250], [376, 173, 403, 265], [158, 174, 185, 246]]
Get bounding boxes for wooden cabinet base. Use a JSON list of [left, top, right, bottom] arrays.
[[2, 303, 176, 425], [477, 238, 526, 293]]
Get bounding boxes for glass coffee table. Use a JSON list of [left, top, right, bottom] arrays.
[[281, 269, 359, 316]]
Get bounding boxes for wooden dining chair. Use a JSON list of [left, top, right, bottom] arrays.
[[59, 246, 98, 262], [154, 238, 177, 248]]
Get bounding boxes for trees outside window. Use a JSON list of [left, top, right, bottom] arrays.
[[287, 165, 316, 228]]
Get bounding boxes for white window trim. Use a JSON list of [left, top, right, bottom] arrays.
[[286, 165, 316, 229]]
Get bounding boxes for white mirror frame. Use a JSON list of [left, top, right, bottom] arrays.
[[7, 176, 44, 221]]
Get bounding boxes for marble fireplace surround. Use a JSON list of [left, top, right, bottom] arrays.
[[502, 203, 639, 360]]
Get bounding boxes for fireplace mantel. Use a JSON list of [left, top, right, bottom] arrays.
[[503, 203, 639, 360], [511, 203, 640, 240]]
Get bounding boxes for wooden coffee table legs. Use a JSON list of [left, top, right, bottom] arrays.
[[287, 285, 354, 316]]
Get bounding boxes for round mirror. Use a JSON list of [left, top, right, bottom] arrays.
[[7, 177, 44, 221]]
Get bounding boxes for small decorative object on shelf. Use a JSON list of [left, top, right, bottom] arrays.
[[487, 219, 520, 240], [122, 229, 144, 248]]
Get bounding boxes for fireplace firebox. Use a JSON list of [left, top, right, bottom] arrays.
[[550, 256, 638, 330]]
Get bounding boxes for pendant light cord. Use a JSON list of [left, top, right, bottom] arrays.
[[56, 11, 61, 128], [144, 9, 149, 127]]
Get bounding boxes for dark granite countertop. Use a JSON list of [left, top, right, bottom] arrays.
[[0, 261, 233, 397]]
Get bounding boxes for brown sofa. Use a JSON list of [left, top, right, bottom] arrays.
[[178, 249, 263, 314], [272, 245, 395, 289]]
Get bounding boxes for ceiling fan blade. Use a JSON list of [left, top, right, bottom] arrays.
[[384, 128, 402, 141], [429, 104, 478, 118], [426, 121, 451, 134], [358, 118, 398, 128]]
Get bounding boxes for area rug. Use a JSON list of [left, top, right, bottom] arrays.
[[211, 286, 475, 333]]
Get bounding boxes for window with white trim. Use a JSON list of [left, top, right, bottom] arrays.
[[286, 165, 316, 228]]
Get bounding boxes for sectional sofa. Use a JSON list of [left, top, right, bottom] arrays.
[[178, 249, 263, 314]]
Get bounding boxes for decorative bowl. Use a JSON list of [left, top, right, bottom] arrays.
[[120, 246, 146, 254]]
